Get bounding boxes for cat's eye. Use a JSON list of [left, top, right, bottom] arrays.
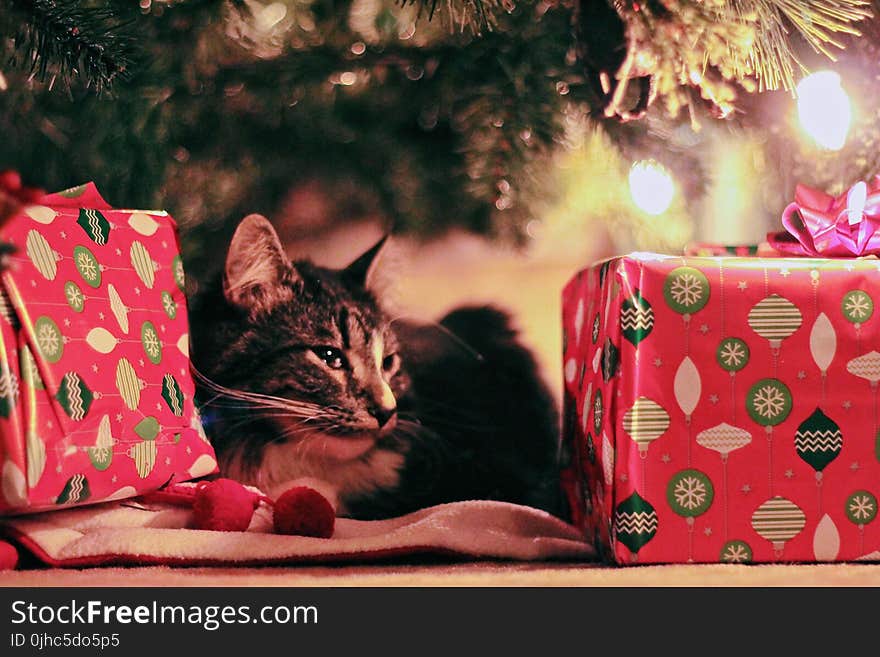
[[383, 353, 400, 374], [313, 347, 347, 370]]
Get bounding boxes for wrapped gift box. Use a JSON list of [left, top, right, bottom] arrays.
[[0, 182, 217, 514], [561, 252, 880, 564]]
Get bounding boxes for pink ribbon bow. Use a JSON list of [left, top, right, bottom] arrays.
[[768, 176, 880, 257]]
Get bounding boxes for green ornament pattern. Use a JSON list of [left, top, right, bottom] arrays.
[[663, 266, 710, 315], [20, 345, 44, 390], [73, 245, 102, 288], [76, 208, 111, 245], [586, 433, 596, 465], [667, 469, 714, 518], [134, 416, 160, 441], [620, 289, 654, 346], [593, 389, 603, 434], [172, 255, 186, 292], [34, 316, 63, 363], [591, 313, 600, 344], [845, 491, 877, 525], [745, 378, 792, 427], [794, 408, 842, 472], [130, 440, 157, 478], [0, 370, 18, 418], [64, 280, 85, 313], [842, 290, 873, 325], [55, 372, 94, 421], [601, 338, 619, 382], [56, 473, 90, 504], [161, 373, 185, 417], [748, 294, 802, 345], [717, 337, 750, 372], [87, 416, 114, 472], [720, 540, 753, 563], [161, 291, 177, 319], [141, 321, 162, 365], [614, 492, 658, 554]]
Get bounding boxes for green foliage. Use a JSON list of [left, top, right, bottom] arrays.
[[0, 0, 874, 283]]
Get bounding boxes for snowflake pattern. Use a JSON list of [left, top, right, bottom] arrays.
[[673, 475, 708, 511], [752, 384, 786, 419], [719, 340, 746, 368], [848, 494, 876, 522], [669, 273, 703, 307], [162, 292, 177, 318], [77, 251, 98, 280], [65, 283, 84, 311], [843, 291, 873, 322], [142, 326, 161, 359], [37, 321, 60, 357], [721, 542, 752, 563]]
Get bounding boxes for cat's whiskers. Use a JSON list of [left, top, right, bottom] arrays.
[[192, 366, 325, 418]]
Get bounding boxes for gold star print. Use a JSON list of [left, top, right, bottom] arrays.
[[851, 462, 860, 471], [660, 453, 671, 464], [115, 248, 122, 256], [98, 312, 105, 320], [699, 324, 709, 334], [653, 357, 662, 367], [785, 469, 794, 478], [115, 414, 123, 422], [737, 281, 748, 290], [741, 484, 751, 493], [780, 268, 791, 277], [703, 527, 712, 536]]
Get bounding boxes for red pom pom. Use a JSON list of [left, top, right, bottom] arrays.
[[273, 486, 335, 538], [0, 540, 19, 570], [191, 478, 261, 532]]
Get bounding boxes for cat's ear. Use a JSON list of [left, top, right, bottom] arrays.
[[224, 214, 294, 311], [343, 234, 389, 289]]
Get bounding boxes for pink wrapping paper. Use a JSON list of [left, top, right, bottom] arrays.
[[0, 182, 217, 514], [562, 253, 880, 564]]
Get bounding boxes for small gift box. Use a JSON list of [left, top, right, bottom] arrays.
[[0, 182, 217, 514], [561, 177, 880, 564]]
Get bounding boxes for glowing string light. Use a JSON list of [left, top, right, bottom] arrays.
[[796, 71, 852, 151], [629, 160, 675, 215]]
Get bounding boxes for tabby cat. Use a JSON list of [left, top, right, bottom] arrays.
[[188, 214, 562, 519]]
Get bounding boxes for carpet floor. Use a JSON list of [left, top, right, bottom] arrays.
[[3, 562, 880, 587]]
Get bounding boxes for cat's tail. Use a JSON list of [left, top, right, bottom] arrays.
[[437, 305, 520, 358]]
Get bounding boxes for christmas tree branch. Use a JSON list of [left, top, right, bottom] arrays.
[[397, 0, 517, 34], [0, 0, 137, 92]]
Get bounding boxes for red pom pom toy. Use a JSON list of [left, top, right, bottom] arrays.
[[187, 478, 335, 538], [192, 478, 264, 532], [0, 539, 19, 570], [273, 486, 336, 538]]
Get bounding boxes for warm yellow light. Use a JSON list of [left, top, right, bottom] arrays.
[[629, 160, 675, 215], [796, 71, 852, 151]]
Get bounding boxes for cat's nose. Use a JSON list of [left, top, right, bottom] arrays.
[[371, 407, 397, 429]]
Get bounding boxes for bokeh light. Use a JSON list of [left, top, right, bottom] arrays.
[[629, 160, 675, 215], [796, 71, 852, 151]]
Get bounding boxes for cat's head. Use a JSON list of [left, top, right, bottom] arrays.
[[212, 214, 407, 461]]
